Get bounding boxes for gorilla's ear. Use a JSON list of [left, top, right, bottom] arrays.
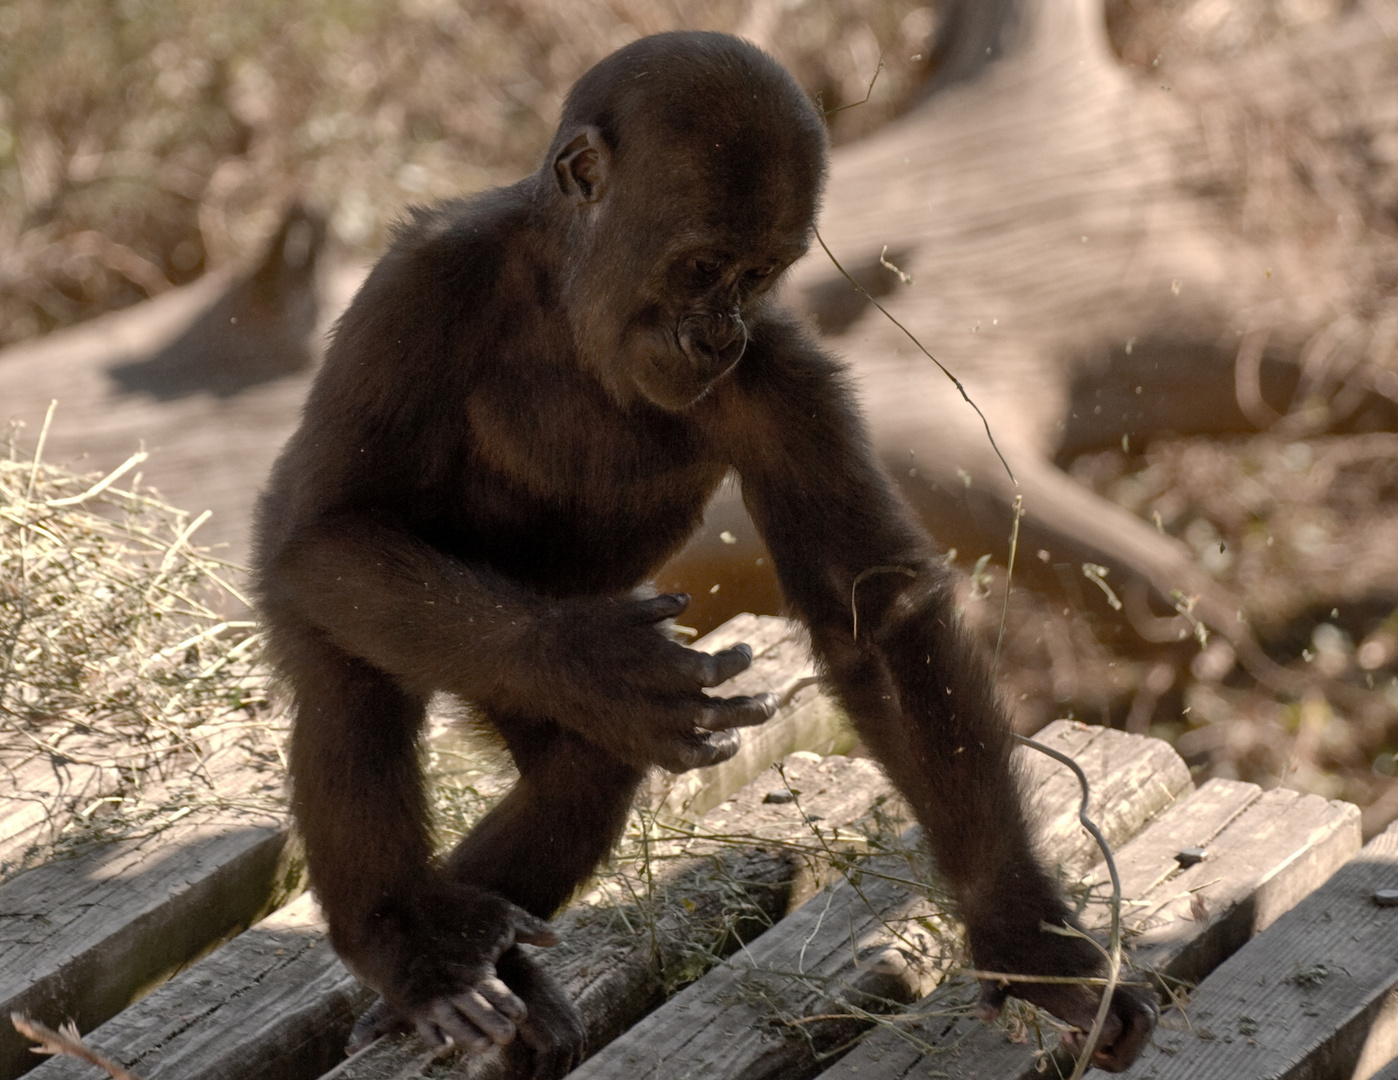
[[553, 127, 611, 205]]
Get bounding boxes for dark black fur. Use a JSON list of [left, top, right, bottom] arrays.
[[253, 31, 1155, 1076]]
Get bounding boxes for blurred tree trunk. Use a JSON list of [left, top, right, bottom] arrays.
[[0, 208, 329, 572], [676, 0, 1398, 686]]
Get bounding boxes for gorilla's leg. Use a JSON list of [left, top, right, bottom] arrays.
[[350, 720, 641, 1069], [443, 718, 645, 917]]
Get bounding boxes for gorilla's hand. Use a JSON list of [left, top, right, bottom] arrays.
[[518, 591, 778, 772], [347, 949, 585, 1080], [341, 884, 563, 1062], [493, 948, 588, 1080], [975, 956, 1156, 1071]]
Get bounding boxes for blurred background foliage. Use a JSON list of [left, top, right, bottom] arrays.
[[0, 0, 940, 347], [0, 0, 1352, 347], [2, 0, 1393, 828]]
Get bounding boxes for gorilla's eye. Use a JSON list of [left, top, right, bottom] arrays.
[[745, 265, 776, 284], [689, 257, 722, 281]]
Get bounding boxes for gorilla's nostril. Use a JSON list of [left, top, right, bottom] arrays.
[[680, 312, 747, 374], [680, 329, 745, 375]]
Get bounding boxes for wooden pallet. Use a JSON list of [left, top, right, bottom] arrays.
[[4, 614, 1394, 1080]]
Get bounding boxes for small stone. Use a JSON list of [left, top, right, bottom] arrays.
[[1373, 889, 1398, 907], [763, 790, 795, 804], [1175, 847, 1207, 868]]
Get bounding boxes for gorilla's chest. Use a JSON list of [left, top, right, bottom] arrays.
[[455, 376, 723, 591]]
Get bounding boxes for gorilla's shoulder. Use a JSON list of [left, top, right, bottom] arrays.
[[374, 183, 537, 287]]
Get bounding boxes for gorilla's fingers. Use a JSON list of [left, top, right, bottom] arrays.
[[1060, 1008, 1125, 1067], [697, 692, 777, 730], [1084, 989, 1156, 1072], [412, 1015, 448, 1049], [346, 997, 407, 1054], [1014, 978, 1156, 1072], [477, 975, 530, 1022], [451, 988, 519, 1045], [669, 729, 741, 771], [517, 1021, 585, 1080], [633, 592, 689, 623], [694, 642, 753, 687], [426, 1000, 493, 1052], [509, 908, 560, 948]]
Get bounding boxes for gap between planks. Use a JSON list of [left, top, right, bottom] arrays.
[[0, 747, 299, 1080], [1115, 817, 1398, 1080], [2, 614, 809, 1080]]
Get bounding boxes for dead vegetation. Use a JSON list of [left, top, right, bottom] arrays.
[[0, 414, 281, 877], [0, 0, 936, 348]]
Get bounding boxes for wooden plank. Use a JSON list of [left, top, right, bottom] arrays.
[[333, 753, 901, 1080], [1113, 818, 1398, 1080], [820, 779, 1362, 1080], [0, 814, 299, 1080], [1018, 724, 1193, 879], [25, 753, 898, 1080], [0, 611, 806, 1079], [22, 892, 371, 1080], [12, 612, 828, 1080], [1102, 783, 1362, 985], [564, 723, 1191, 1080]]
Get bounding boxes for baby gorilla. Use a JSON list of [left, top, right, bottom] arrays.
[[254, 30, 1157, 1078]]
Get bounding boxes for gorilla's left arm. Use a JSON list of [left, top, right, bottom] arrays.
[[719, 315, 1155, 1072]]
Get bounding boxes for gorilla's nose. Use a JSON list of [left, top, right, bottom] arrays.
[[679, 311, 747, 377]]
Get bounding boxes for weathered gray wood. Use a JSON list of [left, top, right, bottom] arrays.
[[6, 612, 839, 1080], [0, 715, 176, 877], [1, 700, 291, 885], [1114, 819, 1398, 1080], [24, 752, 896, 1080], [0, 731, 127, 879], [819, 779, 1362, 1080], [0, 814, 299, 1080], [1100, 782, 1362, 986], [675, 752, 916, 913], [21, 892, 369, 1080], [565, 723, 1190, 1080], [1017, 724, 1193, 879], [326, 752, 901, 1080]]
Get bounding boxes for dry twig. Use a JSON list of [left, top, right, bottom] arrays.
[[10, 1013, 142, 1080]]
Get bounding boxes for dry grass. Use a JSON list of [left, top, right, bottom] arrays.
[[0, 410, 282, 877]]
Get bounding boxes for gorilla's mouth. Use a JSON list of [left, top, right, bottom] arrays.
[[677, 312, 748, 379], [635, 348, 724, 412]]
